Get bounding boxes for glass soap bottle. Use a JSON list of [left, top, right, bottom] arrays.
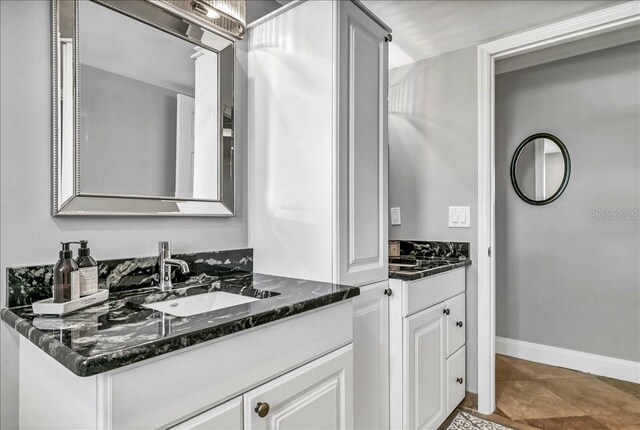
[[53, 242, 80, 303]]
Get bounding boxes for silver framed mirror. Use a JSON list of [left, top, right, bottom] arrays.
[[52, 0, 238, 216]]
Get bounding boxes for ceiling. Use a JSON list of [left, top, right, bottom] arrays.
[[359, 0, 628, 69]]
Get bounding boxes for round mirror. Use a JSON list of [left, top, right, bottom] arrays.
[[510, 133, 571, 205]]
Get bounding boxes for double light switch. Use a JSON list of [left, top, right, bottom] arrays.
[[449, 206, 470, 228]]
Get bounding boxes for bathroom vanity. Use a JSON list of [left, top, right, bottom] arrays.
[[388, 241, 472, 430], [1, 250, 359, 430]]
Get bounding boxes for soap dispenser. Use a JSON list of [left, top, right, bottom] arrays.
[[76, 240, 98, 296], [53, 242, 80, 303]]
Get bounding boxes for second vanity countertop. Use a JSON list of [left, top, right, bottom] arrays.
[[388, 240, 472, 281], [0, 273, 359, 377], [389, 258, 471, 281]]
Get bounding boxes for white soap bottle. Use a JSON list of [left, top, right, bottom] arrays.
[[75, 240, 99, 296]]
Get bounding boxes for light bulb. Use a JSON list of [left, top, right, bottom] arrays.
[[206, 7, 220, 19]]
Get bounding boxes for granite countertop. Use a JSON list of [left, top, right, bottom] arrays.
[[0, 272, 359, 377], [389, 258, 471, 281], [388, 240, 472, 281]]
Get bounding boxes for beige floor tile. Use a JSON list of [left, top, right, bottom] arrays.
[[597, 376, 640, 400], [519, 415, 610, 430], [496, 355, 533, 382], [496, 380, 586, 420], [498, 355, 584, 380], [542, 377, 640, 415], [592, 412, 640, 430]]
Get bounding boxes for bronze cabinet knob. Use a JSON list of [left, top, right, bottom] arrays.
[[443, 308, 450, 315], [255, 402, 270, 418], [456, 321, 464, 327], [457, 377, 464, 384]]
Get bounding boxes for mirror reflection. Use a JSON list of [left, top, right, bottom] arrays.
[[511, 134, 570, 204], [76, 1, 226, 200]]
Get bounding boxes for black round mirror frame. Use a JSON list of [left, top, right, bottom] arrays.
[[510, 133, 571, 206]]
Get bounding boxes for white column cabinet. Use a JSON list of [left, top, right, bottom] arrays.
[[248, 0, 390, 287], [353, 281, 390, 429]]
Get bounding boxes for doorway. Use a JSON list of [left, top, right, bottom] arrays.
[[476, 2, 640, 414]]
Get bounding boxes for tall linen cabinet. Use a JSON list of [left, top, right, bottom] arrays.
[[248, 0, 390, 287], [248, 1, 391, 429]]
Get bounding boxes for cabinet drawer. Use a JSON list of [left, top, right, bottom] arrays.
[[445, 293, 466, 357], [171, 397, 242, 430], [446, 346, 466, 415], [402, 268, 465, 317]]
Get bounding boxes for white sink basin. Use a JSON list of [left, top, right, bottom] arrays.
[[143, 292, 259, 317]]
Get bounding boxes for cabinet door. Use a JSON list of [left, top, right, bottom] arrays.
[[171, 397, 242, 430], [243, 345, 353, 430], [446, 293, 466, 357], [353, 281, 389, 430], [404, 303, 447, 430], [446, 346, 466, 415], [337, 0, 389, 286]]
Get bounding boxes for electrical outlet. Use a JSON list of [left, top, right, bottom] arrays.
[[390, 207, 401, 225], [449, 206, 470, 228]]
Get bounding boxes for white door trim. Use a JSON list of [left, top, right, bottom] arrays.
[[476, 1, 640, 414]]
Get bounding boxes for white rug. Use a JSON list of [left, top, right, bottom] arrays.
[[446, 411, 514, 430]]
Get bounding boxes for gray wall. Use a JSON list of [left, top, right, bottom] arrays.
[[80, 65, 180, 196], [0, 0, 277, 427], [495, 42, 640, 361], [388, 46, 479, 391]]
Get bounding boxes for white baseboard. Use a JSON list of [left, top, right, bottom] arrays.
[[495, 336, 640, 384]]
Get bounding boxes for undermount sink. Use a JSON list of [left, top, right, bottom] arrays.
[[143, 291, 259, 317]]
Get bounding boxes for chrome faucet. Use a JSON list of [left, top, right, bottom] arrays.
[[157, 241, 189, 291]]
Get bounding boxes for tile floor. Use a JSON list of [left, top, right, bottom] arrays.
[[455, 354, 640, 430]]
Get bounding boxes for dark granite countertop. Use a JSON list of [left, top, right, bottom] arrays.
[[0, 273, 359, 377], [389, 258, 471, 281], [388, 240, 471, 281]]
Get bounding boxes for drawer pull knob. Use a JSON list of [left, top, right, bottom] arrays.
[[255, 402, 270, 417], [456, 321, 463, 327], [443, 308, 450, 315], [457, 377, 464, 384], [384, 288, 393, 296]]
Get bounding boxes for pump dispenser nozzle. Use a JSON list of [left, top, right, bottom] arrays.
[[59, 242, 74, 259], [78, 240, 91, 257]]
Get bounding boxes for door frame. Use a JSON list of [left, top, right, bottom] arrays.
[[476, 1, 640, 414]]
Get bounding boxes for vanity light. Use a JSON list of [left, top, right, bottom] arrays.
[[190, 0, 246, 37], [192, 0, 221, 19]]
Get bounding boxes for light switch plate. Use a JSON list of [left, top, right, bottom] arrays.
[[449, 206, 470, 228], [390, 207, 401, 225]]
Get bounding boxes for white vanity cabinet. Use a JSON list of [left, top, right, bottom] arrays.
[[19, 302, 354, 430], [174, 345, 353, 430], [389, 269, 467, 430], [243, 346, 353, 429], [173, 397, 243, 430], [248, 0, 390, 287]]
